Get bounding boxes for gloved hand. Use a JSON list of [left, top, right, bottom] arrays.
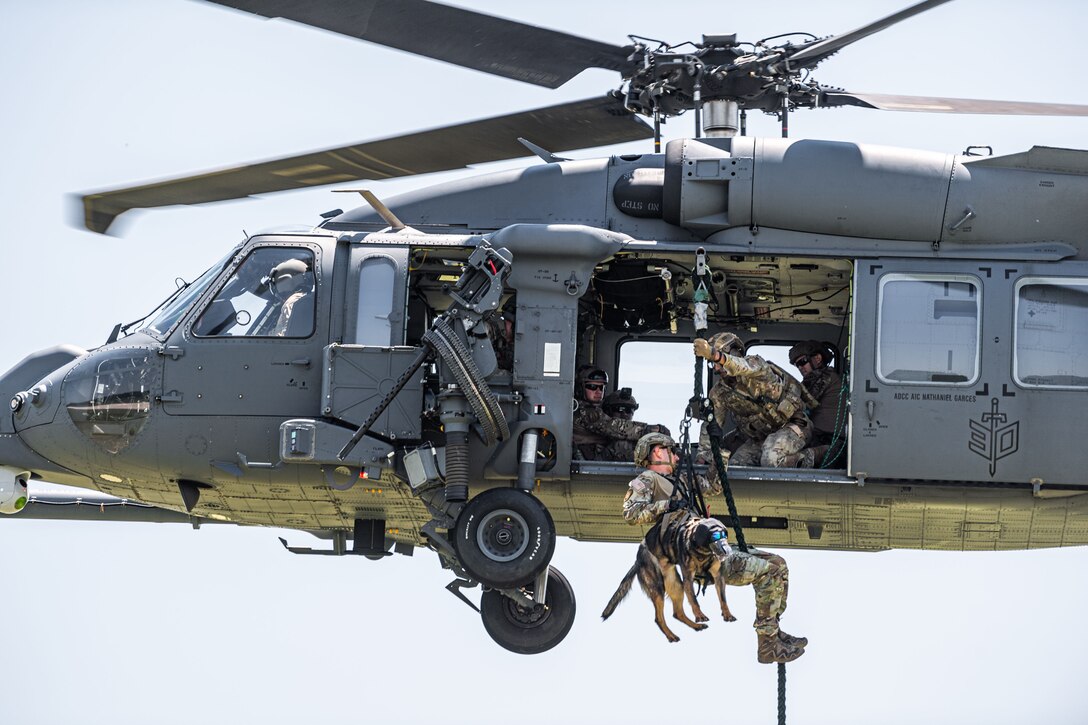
[[667, 499, 684, 513], [693, 338, 713, 360]]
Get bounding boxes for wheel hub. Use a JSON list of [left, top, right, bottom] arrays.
[[476, 508, 529, 562], [503, 597, 549, 626]]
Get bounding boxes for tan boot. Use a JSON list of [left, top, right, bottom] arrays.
[[757, 633, 805, 664], [778, 630, 808, 649]]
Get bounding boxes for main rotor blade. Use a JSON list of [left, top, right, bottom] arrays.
[[207, 0, 636, 88], [788, 0, 952, 66], [80, 95, 652, 234], [822, 91, 1088, 116]]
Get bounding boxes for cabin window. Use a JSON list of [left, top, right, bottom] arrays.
[[876, 274, 980, 385], [1014, 278, 1088, 388], [356, 256, 396, 345], [617, 340, 698, 432], [747, 344, 802, 382], [617, 341, 812, 430]]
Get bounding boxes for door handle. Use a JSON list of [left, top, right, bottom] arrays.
[[273, 358, 311, 368]]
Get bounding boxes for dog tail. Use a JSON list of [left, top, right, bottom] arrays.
[[601, 558, 640, 621]]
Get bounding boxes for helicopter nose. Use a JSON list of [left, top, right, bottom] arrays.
[[1, 345, 86, 427], [0, 345, 87, 480]]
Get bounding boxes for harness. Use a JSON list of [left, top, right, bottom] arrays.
[[713, 357, 813, 439]]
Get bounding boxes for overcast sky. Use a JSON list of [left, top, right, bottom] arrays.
[[2, 1, 1088, 723]]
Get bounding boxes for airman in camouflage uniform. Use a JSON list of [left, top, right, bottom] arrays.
[[484, 307, 515, 371], [572, 369, 668, 461], [789, 340, 847, 468], [695, 332, 817, 468], [623, 432, 807, 663]]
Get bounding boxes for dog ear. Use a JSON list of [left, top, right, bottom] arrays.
[[691, 522, 713, 549]]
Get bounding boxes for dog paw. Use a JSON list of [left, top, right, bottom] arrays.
[[694, 623, 708, 631], [695, 614, 709, 622], [722, 613, 737, 622], [668, 635, 680, 643]]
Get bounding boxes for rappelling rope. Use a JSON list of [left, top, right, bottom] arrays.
[[778, 661, 787, 725], [686, 342, 787, 724]]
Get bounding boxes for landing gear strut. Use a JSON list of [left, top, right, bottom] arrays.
[[480, 566, 576, 655]]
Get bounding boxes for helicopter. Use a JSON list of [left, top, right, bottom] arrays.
[[3, 0, 1088, 659]]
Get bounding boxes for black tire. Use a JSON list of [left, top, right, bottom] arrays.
[[454, 488, 555, 589], [481, 566, 576, 655]]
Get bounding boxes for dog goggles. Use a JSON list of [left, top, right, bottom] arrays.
[[709, 528, 732, 557]]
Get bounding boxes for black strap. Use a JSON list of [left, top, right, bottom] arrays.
[[677, 411, 708, 519]]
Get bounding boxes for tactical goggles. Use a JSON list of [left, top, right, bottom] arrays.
[[584, 382, 606, 392], [710, 529, 728, 541], [792, 356, 811, 367], [609, 405, 634, 415]]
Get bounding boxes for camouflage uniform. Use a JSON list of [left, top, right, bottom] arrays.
[[484, 315, 514, 371], [790, 340, 847, 468], [622, 469, 721, 526], [622, 468, 795, 647], [573, 402, 655, 461], [272, 291, 308, 337], [803, 366, 844, 435], [708, 352, 813, 467], [796, 365, 846, 467]]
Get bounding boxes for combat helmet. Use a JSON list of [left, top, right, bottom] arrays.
[[576, 366, 608, 400], [707, 332, 745, 358], [270, 258, 311, 300], [789, 340, 833, 366], [634, 432, 676, 467], [602, 387, 638, 419]]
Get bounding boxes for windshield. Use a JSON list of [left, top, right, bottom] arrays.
[[142, 247, 239, 339]]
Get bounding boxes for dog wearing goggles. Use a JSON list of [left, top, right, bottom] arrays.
[[601, 513, 737, 642]]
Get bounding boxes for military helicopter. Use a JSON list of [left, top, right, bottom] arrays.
[[4, 0, 1088, 658]]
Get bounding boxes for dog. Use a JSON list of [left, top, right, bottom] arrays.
[[601, 513, 737, 642]]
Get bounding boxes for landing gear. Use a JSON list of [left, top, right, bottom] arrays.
[[454, 487, 555, 589], [481, 566, 576, 655]]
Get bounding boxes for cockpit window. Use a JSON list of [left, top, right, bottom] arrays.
[[143, 248, 237, 339], [65, 349, 154, 454], [193, 247, 316, 338]]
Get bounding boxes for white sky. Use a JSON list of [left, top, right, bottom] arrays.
[[2, 1, 1088, 723]]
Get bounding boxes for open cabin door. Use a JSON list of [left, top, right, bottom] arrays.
[[851, 257, 1088, 486], [322, 246, 422, 440]]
